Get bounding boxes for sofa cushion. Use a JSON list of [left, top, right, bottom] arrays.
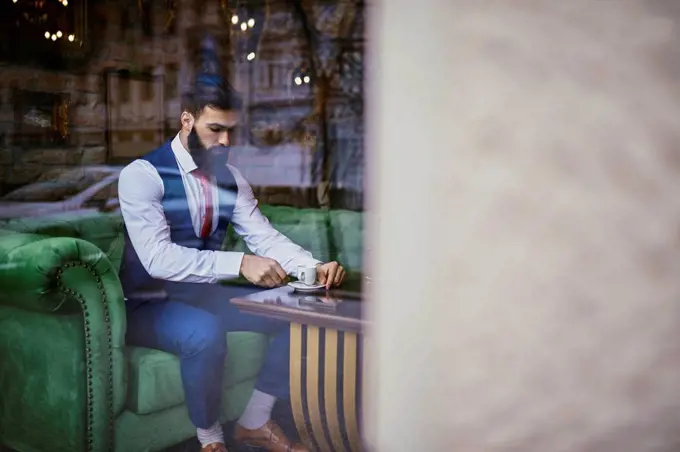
[[329, 209, 364, 271], [125, 332, 268, 415], [224, 204, 332, 263]]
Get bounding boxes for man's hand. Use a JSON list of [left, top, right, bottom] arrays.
[[240, 255, 288, 288], [316, 261, 346, 289]]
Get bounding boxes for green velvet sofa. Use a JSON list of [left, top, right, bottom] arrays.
[[0, 206, 363, 452]]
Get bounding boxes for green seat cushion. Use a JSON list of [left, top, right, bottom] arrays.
[[114, 379, 257, 452], [125, 332, 268, 415]]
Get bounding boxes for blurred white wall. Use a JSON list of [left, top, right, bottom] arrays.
[[364, 1, 680, 451]]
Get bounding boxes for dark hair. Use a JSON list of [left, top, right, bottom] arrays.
[[181, 78, 243, 117]]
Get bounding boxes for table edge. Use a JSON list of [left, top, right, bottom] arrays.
[[231, 297, 366, 334]]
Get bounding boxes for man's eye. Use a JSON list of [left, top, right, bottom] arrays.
[[209, 127, 222, 133]]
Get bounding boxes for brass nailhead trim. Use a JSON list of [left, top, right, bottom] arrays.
[[56, 261, 115, 452]]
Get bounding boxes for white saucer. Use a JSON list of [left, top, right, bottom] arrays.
[[288, 281, 325, 292]]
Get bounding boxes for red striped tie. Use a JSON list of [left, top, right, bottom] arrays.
[[195, 170, 213, 238]]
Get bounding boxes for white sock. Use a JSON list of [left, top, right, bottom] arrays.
[[237, 389, 276, 430], [196, 421, 224, 448]]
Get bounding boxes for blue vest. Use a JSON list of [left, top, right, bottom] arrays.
[[119, 141, 238, 300]]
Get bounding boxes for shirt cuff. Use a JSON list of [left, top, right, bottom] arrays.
[[214, 251, 245, 280]]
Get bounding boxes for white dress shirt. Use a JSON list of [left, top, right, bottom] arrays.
[[118, 134, 321, 283]]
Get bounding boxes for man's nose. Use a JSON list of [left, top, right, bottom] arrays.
[[218, 131, 229, 147]]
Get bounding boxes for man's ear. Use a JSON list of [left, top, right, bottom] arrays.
[[180, 111, 195, 132]]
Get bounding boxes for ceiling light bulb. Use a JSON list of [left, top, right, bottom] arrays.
[[294, 77, 302, 86], [45, 31, 50, 39], [303, 76, 310, 84], [247, 18, 255, 27], [62, 0, 67, 5], [231, 15, 238, 24], [51, 34, 57, 41], [68, 34, 75, 42], [247, 52, 255, 61], [56, 30, 63, 38], [240, 22, 247, 31], [12, 0, 17, 3]]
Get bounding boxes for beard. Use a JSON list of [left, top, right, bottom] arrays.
[[187, 128, 230, 174], [187, 128, 211, 172]]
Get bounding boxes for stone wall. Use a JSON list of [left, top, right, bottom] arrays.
[[0, 146, 106, 191], [0, 0, 190, 193], [0, 64, 110, 192], [0, 0, 364, 209]]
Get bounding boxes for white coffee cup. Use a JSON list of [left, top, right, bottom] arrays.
[[296, 265, 317, 286]]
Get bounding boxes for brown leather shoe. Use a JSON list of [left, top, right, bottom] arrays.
[[234, 420, 308, 452], [201, 442, 228, 452]]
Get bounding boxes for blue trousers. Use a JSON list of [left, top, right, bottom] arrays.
[[125, 283, 290, 429]]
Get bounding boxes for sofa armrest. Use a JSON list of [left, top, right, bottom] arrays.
[[0, 235, 123, 315], [0, 235, 126, 452]]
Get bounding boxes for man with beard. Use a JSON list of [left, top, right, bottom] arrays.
[[117, 34, 345, 452]]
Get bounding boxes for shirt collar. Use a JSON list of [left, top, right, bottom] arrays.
[[170, 133, 198, 174]]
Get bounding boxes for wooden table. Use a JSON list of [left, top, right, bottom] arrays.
[[231, 286, 366, 452]]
